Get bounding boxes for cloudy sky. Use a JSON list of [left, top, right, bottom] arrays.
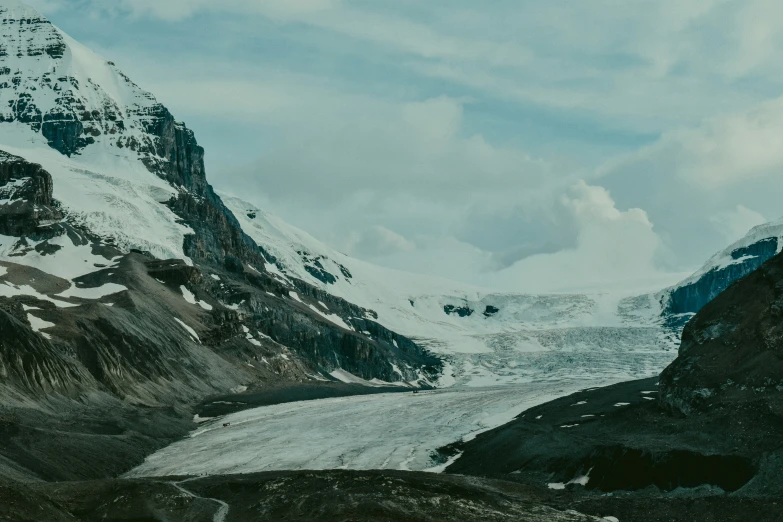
[[30, 0, 783, 292]]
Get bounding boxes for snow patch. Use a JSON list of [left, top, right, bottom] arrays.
[[174, 318, 200, 343], [1, 281, 76, 308], [548, 468, 593, 490], [308, 303, 354, 331], [58, 282, 126, 299], [180, 285, 197, 305], [27, 313, 54, 337]]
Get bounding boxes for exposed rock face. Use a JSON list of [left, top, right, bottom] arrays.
[[0, 0, 444, 487], [0, 150, 61, 237], [0, 297, 88, 397], [665, 238, 779, 319], [168, 190, 274, 269], [444, 304, 473, 317], [0, 0, 216, 171], [659, 251, 783, 415]]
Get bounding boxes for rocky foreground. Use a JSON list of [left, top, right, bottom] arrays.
[[443, 251, 783, 521], [2, 471, 615, 522], [5, 253, 783, 521]]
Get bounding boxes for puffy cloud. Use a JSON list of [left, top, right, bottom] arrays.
[[606, 96, 783, 189], [24, 0, 66, 12], [358, 233, 497, 286], [216, 96, 557, 264], [485, 182, 670, 293], [709, 205, 768, 245], [597, 95, 783, 269], [347, 226, 416, 258], [225, 96, 551, 203], [37, 0, 783, 290], [86, 0, 339, 21]]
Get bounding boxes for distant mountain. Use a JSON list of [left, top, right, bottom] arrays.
[[660, 218, 783, 327], [0, 0, 439, 431], [222, 193, 682, 386], [446, 250, 783, 518]]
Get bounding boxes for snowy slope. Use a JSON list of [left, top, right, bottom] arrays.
[[128, 378, 606, 477], [671, 217, 783, 290], [0, 0, 443, 404], [0, 0, 681, 391], [660, 216, 783, 320], [0, 0, 194, 259], [223, 194, 681, 386]]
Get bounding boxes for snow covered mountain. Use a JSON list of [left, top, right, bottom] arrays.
[[223, 194, 681, 387], [4, 0, 764, 408], [0, 0, 688, 411], [660, 217, 783, 327], [0, 0, 442, 419]]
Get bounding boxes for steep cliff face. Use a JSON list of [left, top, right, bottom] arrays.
[[662, 222, 783, 324], [659, 251, 783, 415], [0, 150, 61, 237], [0, 297, 89, 398], [0, 1, 194, 163], [0, 0, 442, 429], [665, 238, 779, 317]]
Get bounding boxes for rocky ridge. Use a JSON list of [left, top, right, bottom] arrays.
[[0, 0, 440, 483]]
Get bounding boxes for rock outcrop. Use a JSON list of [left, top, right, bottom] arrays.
[[0, 150, 61, 237], [659, 251, 783, 415]]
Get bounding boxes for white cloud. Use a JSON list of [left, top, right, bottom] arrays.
[[89, 0, 339, 21], [710, 205, 768, 245], [221, 95, 553, 209], [23, 0, 67, 12], [609, 96, 783, 189], [347, 226, 416, 258], [38, 0, 783, 289], [486, 182, 669, 293], [358, 233, 497, 285]]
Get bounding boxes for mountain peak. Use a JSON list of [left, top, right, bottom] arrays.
[[0, 0, 64, 59], [0, 0, 167, 158]]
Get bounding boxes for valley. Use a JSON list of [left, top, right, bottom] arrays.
[[1, 1, 783, 520], [128, 379, 608, 477]]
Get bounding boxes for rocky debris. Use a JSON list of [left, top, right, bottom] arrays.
[[659, 251, 783, 415], [3, 469, 778, 522], [13, 470, 607, 522], [0, 298, 88, 398], [444, 376, 783, 518], [0, 401, 193, 482], [0, 481, 77, 522]]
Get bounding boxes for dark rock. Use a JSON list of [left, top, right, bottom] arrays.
[[339, 264, 353, 279], [41, 112, 86, 156], [483, 305, 500, 317], [0, 150, 63, 238], [444, 304, 473, 317], [304, 262, 337, 285], [29, 471, 604, 522], [660, 251, 783, 415]]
